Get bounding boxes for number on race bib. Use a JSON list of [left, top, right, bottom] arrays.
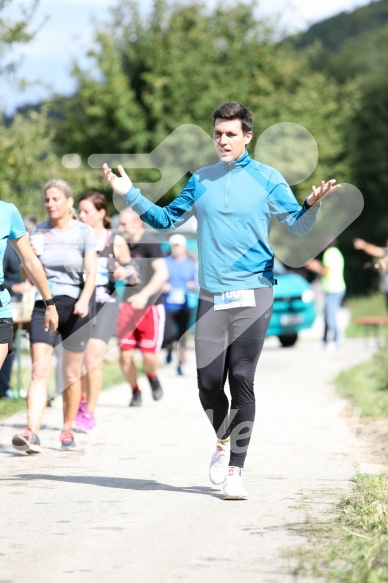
[[214, 289, 256, 311]]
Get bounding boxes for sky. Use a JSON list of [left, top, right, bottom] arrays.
[[1, 0, 371, 114]]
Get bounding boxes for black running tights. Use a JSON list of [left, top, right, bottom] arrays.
[[195, 288, 273, 468]]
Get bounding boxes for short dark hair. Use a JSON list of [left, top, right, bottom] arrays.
[[212, 102, 253, 135]]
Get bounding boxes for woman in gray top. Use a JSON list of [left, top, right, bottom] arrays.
[[12, 179, 97, 454]]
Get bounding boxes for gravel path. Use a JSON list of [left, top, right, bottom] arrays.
[[0, 336, 375, 583]]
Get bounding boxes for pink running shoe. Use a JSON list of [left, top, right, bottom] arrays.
[[60, 429, 76, 451], [12, 427, 41, 454], [75, 398, 87, 427], [77, 397, 87, 415], [75, 411, 96, 434]]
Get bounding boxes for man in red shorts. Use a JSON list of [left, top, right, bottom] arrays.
[[117, 208, 169, 406]]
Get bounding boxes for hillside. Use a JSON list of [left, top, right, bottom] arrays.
[[296, 0, 388, 51], [294, 0, 388, 80]]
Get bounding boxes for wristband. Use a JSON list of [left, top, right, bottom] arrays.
[[44, 297, 56, 307], [124, 260, 136, 269], [125, 261, 140, 285]]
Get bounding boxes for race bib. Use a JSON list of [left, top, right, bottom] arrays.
[[214, 289, 256, 311], [166, 288, 186, 305]]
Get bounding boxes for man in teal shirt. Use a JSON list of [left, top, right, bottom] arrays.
[[103, 102, 341, 500]]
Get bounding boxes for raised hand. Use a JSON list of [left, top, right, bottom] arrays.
[[103, 163, 133, 196], [306, 179, 341, 206]]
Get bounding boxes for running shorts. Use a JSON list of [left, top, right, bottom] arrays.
[[117, 302, 165, 353], [0, 318, 14, 354], [29, 296, 92, 353]]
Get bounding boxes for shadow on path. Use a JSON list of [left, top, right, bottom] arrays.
[[1, 473, 222, 498]]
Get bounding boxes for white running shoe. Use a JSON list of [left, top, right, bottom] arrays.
[[223, 466, 248, 500], [209, 441, 230, 485]]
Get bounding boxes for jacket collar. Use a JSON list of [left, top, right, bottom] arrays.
[[218, 150, 251, 169]]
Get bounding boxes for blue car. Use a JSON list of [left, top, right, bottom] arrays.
[[269, 260, 317, 347]]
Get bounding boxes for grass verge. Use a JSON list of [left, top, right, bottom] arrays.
[[345, 292, 388, 338], [293, 296, 388, 581], [0, 397, 27, 420], [294, 474, 388, 583], [336, 346, 388, 417]]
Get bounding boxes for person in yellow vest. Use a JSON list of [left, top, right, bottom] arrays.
[[306, 239, 346, 346]]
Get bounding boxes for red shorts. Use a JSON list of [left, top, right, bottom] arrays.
[[117, 303, 165, 353]]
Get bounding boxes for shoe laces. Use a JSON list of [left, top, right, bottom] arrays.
[[20, 427, 35, 441], [61, 429, 74, 442], [78, 400, 87, 414], [212, 446, 228, 468]]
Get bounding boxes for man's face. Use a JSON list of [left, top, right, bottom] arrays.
[[213, 118, 252, 163], [171, 243, 186, 259], [118, 211, 142, 240]]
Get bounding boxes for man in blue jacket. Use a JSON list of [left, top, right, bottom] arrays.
[[103, 102, 341, 500]]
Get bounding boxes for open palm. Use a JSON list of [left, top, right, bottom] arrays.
[[306, 179, 341, 206], [103, 163, 133, 195]]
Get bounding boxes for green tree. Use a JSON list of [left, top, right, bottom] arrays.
[[294, 0, 388, 84], [0, 0, 39, 76], [53, 0, 358, 205], [0, 1, 99, 213], [291, 0, 388, 294], [338, 76, 388, 295], [0, 107, 100, 216], [349, 77, 388, 241]]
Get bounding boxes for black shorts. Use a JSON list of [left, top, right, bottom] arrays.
[[89, 301, 119, 344], [0, 318, 13, 355], [163, 308, 192, 347], [29, 296, 91, 353]]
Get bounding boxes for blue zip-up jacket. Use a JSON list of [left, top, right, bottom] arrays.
[[124, 151, 320, 293]]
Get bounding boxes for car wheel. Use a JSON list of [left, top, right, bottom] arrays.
[[278, 333, 298, 347]]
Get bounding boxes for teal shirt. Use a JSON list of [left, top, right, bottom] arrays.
[[124, 151, 320, 293], [0, 202, 26, 318]]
